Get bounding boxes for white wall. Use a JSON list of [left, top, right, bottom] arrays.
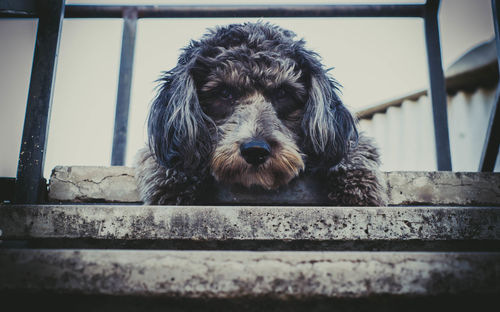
[[0, 20, 37, 177]]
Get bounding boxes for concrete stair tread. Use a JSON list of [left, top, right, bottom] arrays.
[[1, 249, 499, 298], [47, 166, 500, 206], [1, 205, 499, 250], [2, 169, 500, 306]]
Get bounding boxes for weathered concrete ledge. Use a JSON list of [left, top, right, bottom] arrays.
[[48, 166, 139, 202], [1, 249, 498, 298], [48, 166, 500, 206], [1, 205, 499, 246]]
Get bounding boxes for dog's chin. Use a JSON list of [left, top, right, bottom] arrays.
[[210, 149, 305, 190]]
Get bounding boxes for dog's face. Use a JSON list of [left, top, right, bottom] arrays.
[[196, 46, 307, 189], [148, 22, 358, 190]]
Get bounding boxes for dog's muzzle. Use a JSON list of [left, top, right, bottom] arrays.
[[240, 140, 271, 165], [210, 96, 305, 189]]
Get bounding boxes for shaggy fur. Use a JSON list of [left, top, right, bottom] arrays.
[[135, 22, 388, 206]]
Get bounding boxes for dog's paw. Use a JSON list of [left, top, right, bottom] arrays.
[[134, 147, 206, 205], [326, 166, 388, 206], [152, 169, 202, 205]]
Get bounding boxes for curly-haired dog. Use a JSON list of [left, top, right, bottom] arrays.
[[135, 22, 388, 206]]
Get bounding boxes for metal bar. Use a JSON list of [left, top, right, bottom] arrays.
[[111, 8, 137, 166], [15, 0, 65, 204], [0, 0, 36, 17], [64, 4, 425, 19], [424, 0, 452, 171], [479, 0, 500, 171], [0, 178, 16, 203]]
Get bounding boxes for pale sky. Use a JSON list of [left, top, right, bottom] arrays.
[[0, 0, 495, 177]]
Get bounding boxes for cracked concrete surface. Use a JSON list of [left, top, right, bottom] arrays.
[[49, 166, 140, 202], [47, 166, 500, 205]]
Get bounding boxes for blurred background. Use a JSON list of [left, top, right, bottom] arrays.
[[0, 0, 498, 180]]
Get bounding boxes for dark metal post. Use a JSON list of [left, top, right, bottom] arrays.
[[15, 0, 65, 203], [111, 7, 137, 166], [479, 0, 500, 171], [424, 0, 452, 171], [63, 4, 425, 18], [0, 0, 37, 17]]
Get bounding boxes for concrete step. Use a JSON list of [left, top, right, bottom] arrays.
[[1, 249, 498, 300], [47, 166, 500, 205], [1, 204, 499, 250], [3, 168, 499, 309]]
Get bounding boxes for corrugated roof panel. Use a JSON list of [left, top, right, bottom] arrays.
[[359, 88, 498, 171]]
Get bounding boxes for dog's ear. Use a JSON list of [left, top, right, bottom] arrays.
[[147, 47, 212, 173], [299, 51, 359, 166]]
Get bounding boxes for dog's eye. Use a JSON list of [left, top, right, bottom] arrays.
[[220, 88, 234, 100], [275, 88, 287, 100], [270, 87, 292, 102], [269, 87, 303, 119]]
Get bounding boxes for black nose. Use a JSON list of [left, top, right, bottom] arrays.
[[240, 140, 271, 165]]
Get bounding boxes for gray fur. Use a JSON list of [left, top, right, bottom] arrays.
[[134, 21, 388, 206]]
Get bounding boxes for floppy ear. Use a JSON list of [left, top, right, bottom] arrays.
[[300, 56, 359, 167], [147, 49, 212, 173]]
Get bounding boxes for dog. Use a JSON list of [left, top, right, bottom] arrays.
[[134, 21, 388, 206]]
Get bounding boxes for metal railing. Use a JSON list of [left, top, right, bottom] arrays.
[[1, 0, 498, 203], [480, 0, 500, 171]]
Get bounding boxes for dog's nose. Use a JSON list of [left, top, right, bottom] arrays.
[[240, 140, 271, 165]]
